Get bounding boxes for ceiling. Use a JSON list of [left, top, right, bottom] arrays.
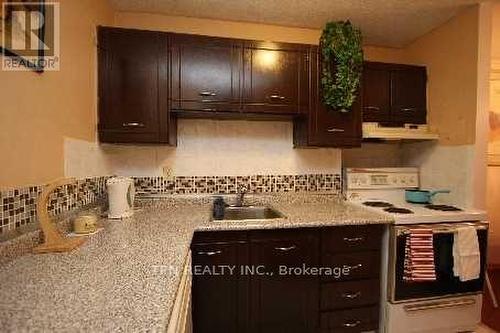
[[108, 0, 487, 47]]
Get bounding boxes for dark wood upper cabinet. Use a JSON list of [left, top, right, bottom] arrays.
[[242, 41, 309, 115], [391, 65, 427, 124], [97, 28, 427, 146], [294, 47, 362, 148], [362, 65, 391, 123], [362, 61, 427, 125], [170, 34, 242, 114], [97, 27, 176, 144]]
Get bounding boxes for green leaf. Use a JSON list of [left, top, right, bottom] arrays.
[[320, 21, 363, 112]]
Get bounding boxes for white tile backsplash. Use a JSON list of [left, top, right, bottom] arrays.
[[65, 119, 342, 178], [401, 141, 475, 207]]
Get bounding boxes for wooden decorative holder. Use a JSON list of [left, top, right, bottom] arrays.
[[33, 178, 86, 254]]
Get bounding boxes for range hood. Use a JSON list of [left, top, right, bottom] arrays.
[[362, 122, 439, 140]]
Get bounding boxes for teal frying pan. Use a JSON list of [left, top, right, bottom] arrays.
[[405, 189, 450, 204]]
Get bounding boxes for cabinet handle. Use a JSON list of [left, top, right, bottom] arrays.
[[326, 127, 345, 133], [197, 250, 222, 256], [342, 320, 361, 328], [199, 91, 217, 97], [346, 263, 363, 270], [342, 291, 362, 300], [274, 245, 297, 252], [122, 122, 145, 128], [202, 108, 217, 112], [364, 106, 380, 111], [343, 236, 364, 243], [401, 107, 417, 112], [269, 94, 285, 100]]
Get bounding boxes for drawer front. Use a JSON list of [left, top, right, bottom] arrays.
[[320, 306, 379, 332], [322, 225, 383, 254], [192, 231, 247, 245], [321, 251, 380, 281], [250, 230, 319, 274], [320, 279, 380, 310]]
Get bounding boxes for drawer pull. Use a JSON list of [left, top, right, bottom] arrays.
[[347, 263, 363, 270], [269, 94, 285, 100], [343, 320, 361, 328], [364, 106, 380, 111], [202, 108, 217, 112], [274, 245, 297, 252], [122, 122, 145, 128], [342, 291, 362, 300], [401, 107, 417, 112], [326, 127, 345, 133], [343, 236, 364, 243], [197, 250, 222, 256], [199, 91, 217, 97]]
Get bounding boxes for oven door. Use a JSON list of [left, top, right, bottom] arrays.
[[389, 222, 488, 302]]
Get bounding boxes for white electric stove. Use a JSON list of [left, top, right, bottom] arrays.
[[345, 167, 487, 224], [345, 168, 488, 333]]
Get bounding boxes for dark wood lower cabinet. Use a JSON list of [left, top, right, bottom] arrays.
[[191, 241, 249, 333], [249, 230, 319, 333], [191, 226, 384, 333]]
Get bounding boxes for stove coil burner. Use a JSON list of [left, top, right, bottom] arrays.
[[425, 204, 462, 212], [363, 201, 394, 208], [384, 207, 414, 214]]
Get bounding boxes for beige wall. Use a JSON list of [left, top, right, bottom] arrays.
[[487, 3, 500, 264], [403, 5, 480, 146], [113, 12, 406, 63], [0, 0, 114, 189]]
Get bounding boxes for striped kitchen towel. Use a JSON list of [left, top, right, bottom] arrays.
[[403, 228, 436, 282]]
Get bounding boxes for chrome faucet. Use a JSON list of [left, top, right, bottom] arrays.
[[235, 185, 248, 207]]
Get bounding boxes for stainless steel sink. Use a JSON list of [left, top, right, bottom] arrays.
[[215, 206, 284, 221]]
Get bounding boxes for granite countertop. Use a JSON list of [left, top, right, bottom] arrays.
[[0, 194, 393, 332]]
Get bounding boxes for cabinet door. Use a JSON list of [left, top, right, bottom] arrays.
[[171, 34, 241, 113], [242, 42, 308, 114], [391, 66, 427, 124], [249, 230, 319, 333], [302, 49, 362, 147], [98, 27, 172, 143], [191, 241, 249, 333], [362, 63, 391, 123]]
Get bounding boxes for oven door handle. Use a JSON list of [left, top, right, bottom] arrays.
[[396, 222, 489, 236], [403, 298, 476, 312]]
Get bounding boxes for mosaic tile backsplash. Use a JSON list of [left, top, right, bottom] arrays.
[[133, 174, 341, 196], [0, 177, 108, 235], [0, 173, 341, 238]]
